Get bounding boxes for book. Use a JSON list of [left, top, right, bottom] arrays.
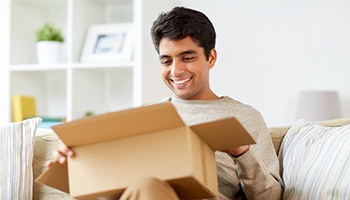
[[41, 117, 66, 122], [12, 95, 37, 122], [12, 95, 66, 123]]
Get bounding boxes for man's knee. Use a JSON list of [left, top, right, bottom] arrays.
[[128, 177, 167, 191], [121, 177, 179, 200]]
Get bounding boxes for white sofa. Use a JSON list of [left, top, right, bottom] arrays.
[[33, 118, 350, 199]]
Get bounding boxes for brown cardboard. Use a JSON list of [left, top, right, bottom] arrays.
[[36, 102, 255, 199]]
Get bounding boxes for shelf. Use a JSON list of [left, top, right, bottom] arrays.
[[87, 0, 132, 4], [72, 61, 134, 69], [10, 70, 67, 119], [10, 62, 134, 71], [11, 0, 67, 65], [11, 0, 62, 6], [10, 64, 67, 71], [0, 0, 173, 122]]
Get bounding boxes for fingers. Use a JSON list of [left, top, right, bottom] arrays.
[[54, 150, 67, 164], [224, 145, 250, 157], [46, 160, 55, 168], [45, 151, 67, 168], [46, 143, 75, 168], [58, 143, 75, 158]]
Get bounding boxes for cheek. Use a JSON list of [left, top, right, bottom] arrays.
[[160, 67, 169, 79]]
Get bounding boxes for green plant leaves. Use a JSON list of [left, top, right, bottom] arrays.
[[36, 23, 64, 42]]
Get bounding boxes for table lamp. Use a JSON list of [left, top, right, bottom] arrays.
[[296, 90, 342, 121]]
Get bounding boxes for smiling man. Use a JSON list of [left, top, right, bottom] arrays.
[[158, 36, 217, 100], [51, 6, 283, 200], [148, 6, 283, 200]]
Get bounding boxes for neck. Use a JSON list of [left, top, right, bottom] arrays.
[[176, 90, 219, 101]]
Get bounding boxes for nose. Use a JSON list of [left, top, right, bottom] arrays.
[[170, 60, 185, 76]]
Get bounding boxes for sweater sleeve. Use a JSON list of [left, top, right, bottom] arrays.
[[232, 107, 283, 200], [232, 150, 283, 200]]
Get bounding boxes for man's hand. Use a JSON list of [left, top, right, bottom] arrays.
[[46, 143, 75, 168], [223, 145, 250, 158]]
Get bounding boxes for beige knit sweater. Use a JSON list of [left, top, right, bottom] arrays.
[[167, 96, 283, 200]]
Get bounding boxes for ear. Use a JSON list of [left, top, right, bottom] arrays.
[[208, 49, 217, 69]]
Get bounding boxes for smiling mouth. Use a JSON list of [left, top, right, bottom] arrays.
[[172, 78, 192, 85]]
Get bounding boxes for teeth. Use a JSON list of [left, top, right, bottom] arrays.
[[174, 78, 191, 85]]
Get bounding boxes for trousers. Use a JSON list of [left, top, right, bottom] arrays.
[[120, 177, 179, 200]]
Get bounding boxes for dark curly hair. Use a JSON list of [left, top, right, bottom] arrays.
[[151, 7, 216, 60]]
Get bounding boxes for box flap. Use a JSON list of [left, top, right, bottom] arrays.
[[190, 117, 256, 151], [52, 102, 184, 147], [35, 162, 69, 193]]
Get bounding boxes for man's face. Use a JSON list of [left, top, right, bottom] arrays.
[[158, 36, 216, 100]]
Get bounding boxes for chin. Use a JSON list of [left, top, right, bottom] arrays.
[[176, 93, 194, 100], [171, 88, 195, 100]]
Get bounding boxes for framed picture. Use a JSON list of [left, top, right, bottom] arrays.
[[80, 23, 133, 62]]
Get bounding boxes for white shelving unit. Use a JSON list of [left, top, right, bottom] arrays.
[[0, 0, 174, 122]]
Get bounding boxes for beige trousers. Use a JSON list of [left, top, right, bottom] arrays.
[[120, 178, 179, 200]]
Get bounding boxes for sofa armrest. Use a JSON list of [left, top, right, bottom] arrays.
[[269, 126, 290, 154]]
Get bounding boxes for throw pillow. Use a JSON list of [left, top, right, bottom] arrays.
[[279, 119, 350, 200], [0, 117, 42, 200]]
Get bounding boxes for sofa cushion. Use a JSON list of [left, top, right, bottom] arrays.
[[269, 118, 350, 154], [0, 117, 41, 200], [279, 119, 350, 199], [33, 128, 74, 200]]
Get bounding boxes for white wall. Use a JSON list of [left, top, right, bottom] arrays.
[[0, 0, 10, 122], [177, 0, 350, 126]]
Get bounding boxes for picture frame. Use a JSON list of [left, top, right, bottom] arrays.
[[80, 23, 133, 63]]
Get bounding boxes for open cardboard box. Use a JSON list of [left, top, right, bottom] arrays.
[[36, 102, 255, 199]]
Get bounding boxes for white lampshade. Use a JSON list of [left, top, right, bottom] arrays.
[[296, 90, 342, 121]]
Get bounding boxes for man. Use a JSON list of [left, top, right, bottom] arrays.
[[50, 6, 283, 200]]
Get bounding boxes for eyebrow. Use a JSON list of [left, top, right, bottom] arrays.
[[159, 50, 197, 60]]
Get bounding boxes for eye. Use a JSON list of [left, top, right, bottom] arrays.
[[183, 56, 195, 62], [160, 58, 172, 66]]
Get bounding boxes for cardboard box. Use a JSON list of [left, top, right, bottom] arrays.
[[36, 102, 255, 199]]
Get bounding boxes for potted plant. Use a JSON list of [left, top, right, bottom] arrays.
[[36, 23, 65, 64]]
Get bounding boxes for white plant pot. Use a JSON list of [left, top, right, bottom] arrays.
[[36, 41, 64, 64]]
